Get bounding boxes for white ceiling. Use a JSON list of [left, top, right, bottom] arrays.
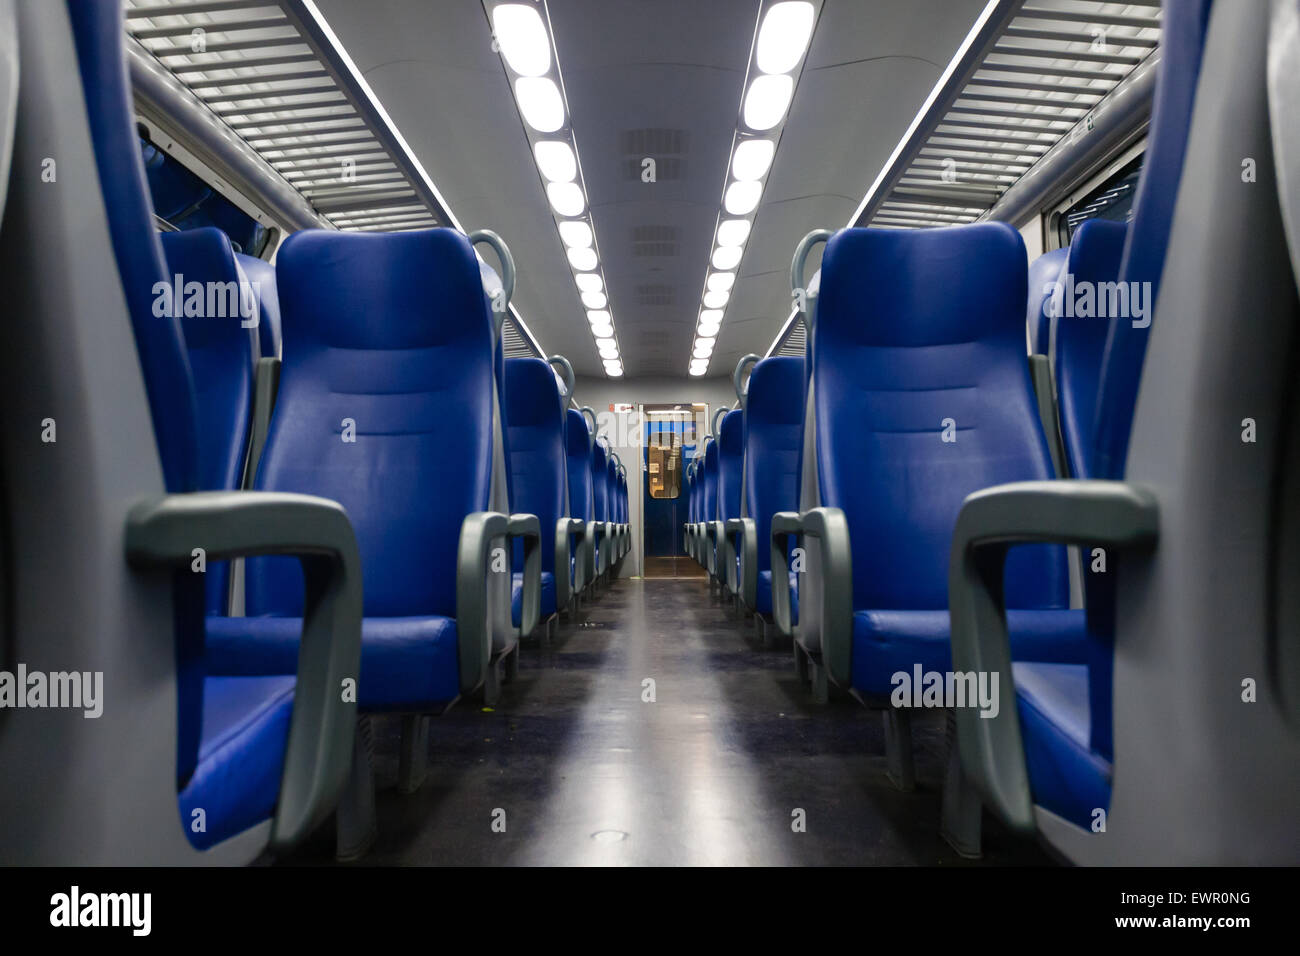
[[314, 0, 988, 378]]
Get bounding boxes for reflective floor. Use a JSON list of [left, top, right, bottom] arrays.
[[285, 577, 1050, 865]]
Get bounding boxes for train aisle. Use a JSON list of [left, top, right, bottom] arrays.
[[284, 577, 1048, 866]]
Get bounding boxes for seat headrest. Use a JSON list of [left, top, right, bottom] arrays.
[[719, 408, 744, 456], [275, 228, 492, 354], [565, 408, 591, 457], [746, 356, 805, 424], [818, 223, 1027, 350], [1027, 246, 1069, 354], [504, 357, 563, 427]]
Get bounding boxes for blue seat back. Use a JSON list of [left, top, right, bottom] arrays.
[[686, 465, 696, 523], [565, 408, 594, 521], [716, 409, 744, 522], [246, 229, 496, 619], [1026, 246, 1068, 354], [701, 439, 718, 522], [1052, 219, 1128, 478], [1088, 0, 1214, 761], [591, 438, 609, 521], [235, 252, 282, 359], [1093, 0, 1214, 480], [159, 228, 258, 613], [744, 357, 804, 577], [814, 223, 1069, 612], [606, 456, 619, 521], [69, 0, 199, 496], [504, 357, 566, 576]]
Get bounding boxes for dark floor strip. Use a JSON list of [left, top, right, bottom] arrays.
[[284, 577, 1051, 865]]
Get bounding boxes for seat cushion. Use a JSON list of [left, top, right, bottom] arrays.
[[512, 570, 556, 624], [179, 675, 294, 850], [206, 614, 460, 711], [1013, 661, 1113, 829], [850, 608, 1087, 697], [755, 570, 799, 622]]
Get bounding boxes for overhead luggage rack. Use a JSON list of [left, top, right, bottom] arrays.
[[854, 0, 1162, 229], [124, 0, 441, 233], [124, 0, 545, 359]]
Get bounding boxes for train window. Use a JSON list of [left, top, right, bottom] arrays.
[[1059, 153, 1143, 245], [139, 134, 270, 257], [643, 405, 700, 498]]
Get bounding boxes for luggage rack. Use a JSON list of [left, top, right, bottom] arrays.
[[770, 0, 1162, 356], [124, 0, 543, 358]]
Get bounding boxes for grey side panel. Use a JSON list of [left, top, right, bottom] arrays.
[[0, 0, 16, 227]]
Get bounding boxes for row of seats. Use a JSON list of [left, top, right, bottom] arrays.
[[680, 0, 1300, 864], [0, 0, 628, 864]]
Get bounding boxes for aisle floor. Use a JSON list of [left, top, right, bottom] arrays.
[[285, 576, 1051, 866]]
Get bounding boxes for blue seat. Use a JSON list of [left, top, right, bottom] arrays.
[[58, 0, 360, 859], [565, 408, 597, 592], [1026, 246, 1068, 355], [683, 461, 697, 556], [591, 437, 611, 575], [948, 0, 1219, 849], [206, 227, 524, 714], [738, 357, 803, 619], [777, 221, 1084, 733], [711, 408, 744, 589], [1050, 219, 1129, 478], [158, 228, 258, 615], [1009, 0, 1214, 829], [235, 252, 282, 359], [699, 437, 719, 574], [503, 357, 568, 628]]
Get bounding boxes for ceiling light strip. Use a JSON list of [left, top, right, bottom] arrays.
[[486, 1, 623, 377], [687, 0, 818, 377]]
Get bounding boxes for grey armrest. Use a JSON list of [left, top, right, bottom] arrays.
[[770, 508, 853, 681], [948, 479, 1158, 832], [725, 517, 756, 607], [508, 513, 542, 638], [705, 520, 726, 578], [556, 517, 587, 605], [242, 356, 280, 488], [124, 490, 362, 852], [457, 511, 511, 689], [585, 520, 607, 576]]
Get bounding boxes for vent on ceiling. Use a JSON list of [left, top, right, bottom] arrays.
[[631, 224, 680, 257], [619, 127, 689, 156], [776, 318, 806, 357], [635, 283, 675, 307]]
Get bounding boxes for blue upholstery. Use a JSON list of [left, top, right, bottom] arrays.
[[215, 228, 498, 711], [1052, 220, 1128, 478], [701, 439, 718, 522], [235, 253, 282, 359], [69, 0, 304, 847], [503, 357, 566, 619], [851, 609, 1086, 697], [207, 615, 459, 713], [1010, 0, 1212, 823], [68, 0, 199, 496], [159, 228, 257, 614], [513, 571, 556, 625], [716, 410, 744, 525], [592, 439, 610, 522], [565, 409, 594, 523], [178, 676, 295, 850], [1026, 246, 1068, 354], [606, 456, 619, 525], [1013, 662, 1112, 829], [743, 357, 804, 613], [815, 224, 1071, 616], [757, 570, 800, 620], [1093, 0, 1213, 480]]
